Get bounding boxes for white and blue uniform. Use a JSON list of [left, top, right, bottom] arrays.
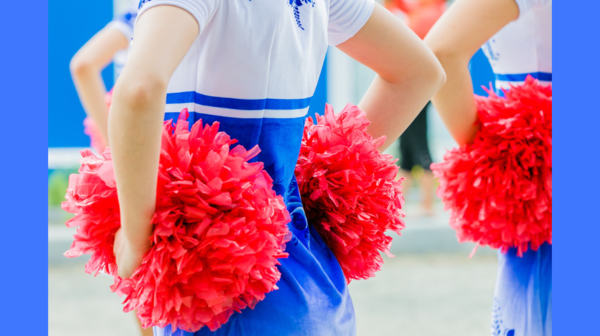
[[104, 1, 138, 79], [134, 0, 375, 335], [482, 1, 552, 335], [482, 0, 551, 91]]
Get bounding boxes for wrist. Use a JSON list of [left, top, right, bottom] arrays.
[[123, 227, 152, 255], [120, 214, 154, 254], [125, 237, 151, 256]]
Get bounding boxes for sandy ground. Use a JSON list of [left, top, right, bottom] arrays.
[[49, 253, 497, 336]]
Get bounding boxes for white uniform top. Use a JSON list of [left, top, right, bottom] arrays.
[[133, 1, 375, 334], [482, 0, 552, 90], [136, 0, 374, 120], [104, 1, 138, 79]]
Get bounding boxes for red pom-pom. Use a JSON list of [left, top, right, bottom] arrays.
[[431, 76, 552, 256], [83, 89, 113, 153], [63, 109, 291, 332], [295, 103, 405, 283], [62, 148, 120, 275]]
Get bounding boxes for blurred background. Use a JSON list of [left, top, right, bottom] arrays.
[[48, 0, 499, 335]]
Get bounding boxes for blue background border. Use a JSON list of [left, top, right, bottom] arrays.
[[553, 0, 599, 334], [0, 0, 48, 333], [0, 0, 595, 333], [49, 0, 114, 147]]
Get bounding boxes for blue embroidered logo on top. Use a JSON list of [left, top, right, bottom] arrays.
[[140, 0, 314, 30], [249, 0, 315, 30], [288, 0, 315, 30]]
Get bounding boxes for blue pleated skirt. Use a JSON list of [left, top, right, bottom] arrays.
[[154, 180, 356, 336], [491, 243, 552, 336]]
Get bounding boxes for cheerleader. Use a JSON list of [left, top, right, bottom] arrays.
[[424, 0, 551, 335], [70, 1, 138, 152], [108, 0, 445, 334]]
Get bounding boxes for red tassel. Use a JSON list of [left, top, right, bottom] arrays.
[[431, 76, 552, 256], [63, 108, 291, 332], [295, 103, 405, 283]]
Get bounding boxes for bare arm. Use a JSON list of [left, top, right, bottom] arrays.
[[337, 3, 446, 151], [424, 0, 519, 145], [70, 28, 129, 145], [110, 5, 199, 278]]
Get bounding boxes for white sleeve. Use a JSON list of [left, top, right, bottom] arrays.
[[514, 0, 552, 18], [137, 0, 220, 33], [328, 0, 375, 46], [104, 4, 138, 41]]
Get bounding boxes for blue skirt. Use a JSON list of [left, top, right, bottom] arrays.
[[154, 181, 356, 336], [491, 243, 552, 336]]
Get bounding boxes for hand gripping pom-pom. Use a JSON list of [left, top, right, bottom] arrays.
[[295, 103, 406, 283], [83, 89, 113, 153], [431, 76, 552, 256], [63, 108, 292, 332]]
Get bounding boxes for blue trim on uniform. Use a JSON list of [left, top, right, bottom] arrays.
[[166, 92, 313, 110], [496, 72, 552, 82], [116, 11, 137, 28]]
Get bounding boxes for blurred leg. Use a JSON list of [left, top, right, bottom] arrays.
[[135, 314, 154, 336], [398, 168, 413, 192], [419, 170, 435, 214], [398, 127, 414, 192], [410, 103, 435, 215]]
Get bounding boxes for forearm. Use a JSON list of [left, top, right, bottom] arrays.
[[423, 0, 519, 145], [339, 4, 445, 152], [430, 54, 478, 146], [108, 78, 166, 251], [108, 5, 199, 253], [71, 67, 110, 143], [70, 28, 130, 144], [359, 74, 440, 151]]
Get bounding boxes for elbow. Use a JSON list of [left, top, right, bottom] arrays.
[[415, 53, 446, 94], [428, 42, 468, 78], [384, 55, 446, 91], [69, 53, 96, 78], [113, 74, 168, 112], [429, 58, 447, 92], [427, 38, 454, 67], [425, 45, 451, 90]]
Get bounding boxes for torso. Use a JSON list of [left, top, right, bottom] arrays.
[[137, 0, 374, 334], [161, 0, 332, 198]]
